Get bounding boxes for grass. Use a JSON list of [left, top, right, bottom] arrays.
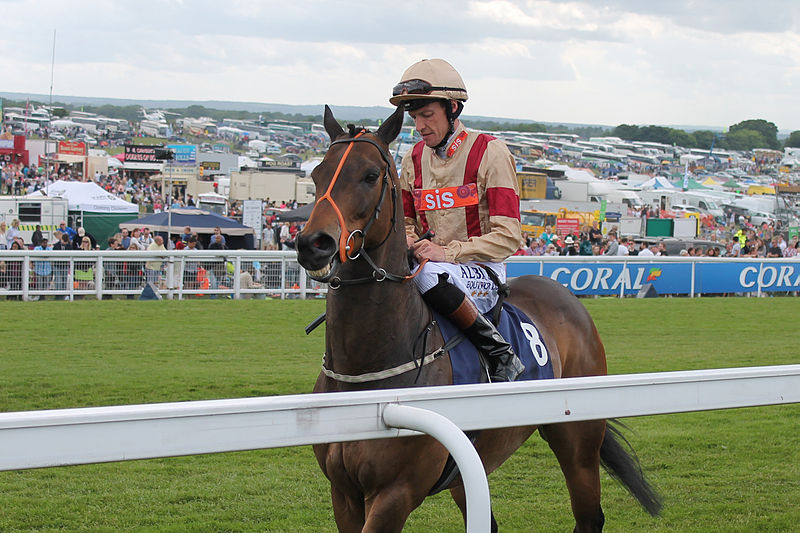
[[0, 297, 798, 532]]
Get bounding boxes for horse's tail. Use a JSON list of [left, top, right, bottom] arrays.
[[600, 420, 662, 516]]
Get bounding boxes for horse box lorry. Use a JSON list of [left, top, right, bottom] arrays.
[[230, 170, 315, 205], [0, 196, 69, 245]]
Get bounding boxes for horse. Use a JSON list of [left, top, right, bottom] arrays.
[[295, 105, 661, 532]]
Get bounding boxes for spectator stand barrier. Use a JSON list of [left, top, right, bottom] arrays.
[[1, 365, 799, 532], [505, 255, 800, 298], [0, 250, 326, 301], [2, 251, 800, 300]]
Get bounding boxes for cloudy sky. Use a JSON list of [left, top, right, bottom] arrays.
[[2, 0, 799, 131]]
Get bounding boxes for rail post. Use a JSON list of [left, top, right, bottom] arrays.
[[382, 403, 491, 533]]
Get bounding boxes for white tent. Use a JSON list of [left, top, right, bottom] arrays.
[[564, 168, 599, 183], [301, 157, 323, 175], [40, 180, 138, 213], [638, 176, 676, 190]]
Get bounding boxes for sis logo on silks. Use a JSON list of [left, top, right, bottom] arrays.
[[413, 183, 478, 211]]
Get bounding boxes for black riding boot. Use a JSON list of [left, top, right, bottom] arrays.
[[422, 274, 524, 382]]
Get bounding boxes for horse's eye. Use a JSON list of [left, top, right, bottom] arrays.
[[364, 171, 380, 185]]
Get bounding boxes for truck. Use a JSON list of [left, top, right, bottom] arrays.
[[516, 171, 560, 200], [229, 169, 315, 204], [196, 192, 230, 217], [0, 196, 70, 245], [520, 207, 598, 239]]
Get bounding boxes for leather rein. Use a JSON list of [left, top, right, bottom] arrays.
[[314, 130, 426, 289]]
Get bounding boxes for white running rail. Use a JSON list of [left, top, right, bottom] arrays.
[[2, 365, 799, 532]]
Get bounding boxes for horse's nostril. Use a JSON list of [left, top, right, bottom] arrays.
[[313, 237, 327, 250]]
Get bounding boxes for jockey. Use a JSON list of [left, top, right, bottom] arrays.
[[391, 58, 525, 382]]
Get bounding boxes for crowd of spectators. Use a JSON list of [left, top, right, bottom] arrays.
[[513, 219, 800, 259]]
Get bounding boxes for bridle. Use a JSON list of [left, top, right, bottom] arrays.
[[310, 130, 426, 288]]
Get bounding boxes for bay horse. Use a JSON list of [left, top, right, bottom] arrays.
[[295, 105, 661, 532]]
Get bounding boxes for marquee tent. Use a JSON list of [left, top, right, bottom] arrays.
[[31, 180, 139, 246], [119, 208, 256, 249], [638, 176, 676, 190]]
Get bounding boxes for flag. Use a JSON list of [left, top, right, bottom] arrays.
[[683, 161, 689, 191]]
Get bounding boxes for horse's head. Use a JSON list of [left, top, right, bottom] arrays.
[[296, 105, 405, 282]]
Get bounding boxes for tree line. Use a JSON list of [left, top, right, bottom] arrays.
[[610, 119, 800, 151]]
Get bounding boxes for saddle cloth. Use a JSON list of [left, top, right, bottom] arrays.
[[433, 302, 555, 385]]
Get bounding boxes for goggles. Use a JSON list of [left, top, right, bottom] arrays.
[[392, 79, 464, 97]]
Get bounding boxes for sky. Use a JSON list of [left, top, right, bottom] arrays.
[[1, 0, 799, 132]]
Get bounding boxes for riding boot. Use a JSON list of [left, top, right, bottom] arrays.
[[422, 274, 524, 382]]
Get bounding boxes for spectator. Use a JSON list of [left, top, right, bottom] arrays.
[[32, 237, 53, 299], [31, 225, 44, 248], [540, 225, 556, 246], [183, 236, 200, 289], [0, 221, 7, 250], [138, 227, 154, 248], [57, 221, 76, 241], [181, 226, 192, 242], [560, 235, 579, 256], [262, 222, 278, 250], [604, 232, 619, 256], [766, 237, 782, 258], [120, 228, 132, 249], [190, 232, 204, 249], [777, 234, 787, 255], [208, 233, 226, 250], [210, 226, 226, 247], [74, 236, 95, 294], [145, 235, 166, 285], [5, 240, 24, 299], [530, 237, 546, 256], [617, 237, 630, 256], [127, 228, 145, 250], [588, 221, 603, 246], [579, 233, 593, 256], [73, 227, 96, 249], [638, 243, 656, 257], [52, 233, 73, 299], [6, 219, 21, 248]]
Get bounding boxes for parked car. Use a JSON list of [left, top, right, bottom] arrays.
[[669, 204, 703, 216], [748, 211, 775, 226]]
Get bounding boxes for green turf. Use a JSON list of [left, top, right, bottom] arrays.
[[0, 298, 798, 532]]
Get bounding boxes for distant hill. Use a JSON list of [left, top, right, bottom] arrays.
[[0, 91, 610, 129]]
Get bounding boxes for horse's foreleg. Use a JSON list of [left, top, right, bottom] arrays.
[[450, 485, 498, 533], [330, 485, 365, 533], [541, 420, 606, 533], [361, 486, 420, 533]]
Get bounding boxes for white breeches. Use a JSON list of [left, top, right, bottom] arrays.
[[412, 260, 506, 314]]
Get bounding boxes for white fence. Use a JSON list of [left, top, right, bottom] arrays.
[[3, 250, 800, 301], [0, 249, 324, 300], [1, 365, 799, 532]]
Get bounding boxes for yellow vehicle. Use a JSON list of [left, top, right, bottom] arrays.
[[520, 208, 598, 239]]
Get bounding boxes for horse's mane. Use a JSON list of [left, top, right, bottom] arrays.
[[346, 124, 370, 137]]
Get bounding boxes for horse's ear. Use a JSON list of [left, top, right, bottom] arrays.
[[376, 106, 405, 146], [324, 105, 345, 140]]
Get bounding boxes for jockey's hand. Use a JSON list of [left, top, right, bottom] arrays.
[[410, 239, 446, 262]]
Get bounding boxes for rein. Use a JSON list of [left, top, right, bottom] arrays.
[[312, 130, 425, 288]]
